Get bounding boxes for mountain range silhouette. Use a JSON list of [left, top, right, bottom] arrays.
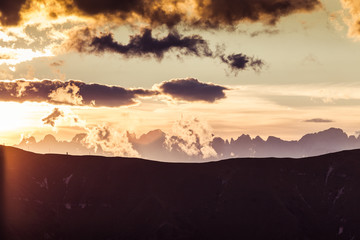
[[15, 128, 360, 161]]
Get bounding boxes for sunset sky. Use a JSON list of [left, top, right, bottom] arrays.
[[0, 0, 360, 153]]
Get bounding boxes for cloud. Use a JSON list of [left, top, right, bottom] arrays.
[[194, 0, 321, 27], [0, 0, 27, 25], [0, 46, 53, 66], [165, 117, 217, 159], [220, 54, 265, 73], [340, 0, 360, 39], [39, 108, 138, 157], [66, 27, 265, 72], [41, 107, 86, 129], [0, 78, 230, 106], [0, 0, 322, 28], [250, 29, 279, 37], [69, 0, 184, 28], [83, 124, 140, 157], [67, 0, 321, 28], [78, 82, 155, 107], [304, 118, 334, 123], [0, 79, 155, 107], [42, 108, 63, 127], [48, 83, 84, 105], [67, 28, 213, 59], [50, 60, 64, 67], [157, 78, 228, 103]]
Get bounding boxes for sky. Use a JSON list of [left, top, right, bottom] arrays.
[[0, 0, 360, 157]]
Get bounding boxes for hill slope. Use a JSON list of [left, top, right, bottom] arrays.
[[1, 146, 360, 239]]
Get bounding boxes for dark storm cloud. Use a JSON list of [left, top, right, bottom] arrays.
[[69, 0, 321, 28], [195, 0, 321, 27], [68, 28, 213, 59], [71, 0, 183, 28], [0, 0, 321, 27], [220, 54, 265, 73], [67, 27, 265, 72], [0, 79, 155, 107], [0, 0, 27, 25], [157, 78, 228, 103], [304, 118, 334, 123], [42, 108, 64, 127]]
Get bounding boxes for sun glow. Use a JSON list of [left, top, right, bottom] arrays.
[[0, 102, 31, 131], [0, 102, 55, 144]]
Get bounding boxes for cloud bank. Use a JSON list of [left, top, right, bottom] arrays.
[[0, 0, 321, 27], [0, 0, 321, 73], [0, 78, 229, 106], [0, 79, 154, 107]]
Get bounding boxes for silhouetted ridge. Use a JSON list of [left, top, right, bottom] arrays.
[[2, 146, 360, 239]]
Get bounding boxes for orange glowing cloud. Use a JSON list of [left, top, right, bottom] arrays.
[[341, 0, 360, 39], [0, 0, 322, 28]]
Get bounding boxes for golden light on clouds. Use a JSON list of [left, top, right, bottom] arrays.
[[0, 101, 86, 145], [340, 0, 360, 40], [0, 102, 54, 145], [2, 80, 360, 146], [0, 46, 53, 67], [0, 0, 359, 154]]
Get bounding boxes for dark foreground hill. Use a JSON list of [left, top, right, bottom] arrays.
[[1, 146, 360, 239]]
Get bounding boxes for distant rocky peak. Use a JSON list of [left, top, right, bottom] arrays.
[[71, 133, 87, 143], [42, 134, 57, 143]]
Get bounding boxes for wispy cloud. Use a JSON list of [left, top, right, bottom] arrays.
[[250, 29, 279, 37], [165, 117, 217, 159], [304, 118, 334, 123], [50, 60, 64, 67], [42, 108, 63, 127]]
